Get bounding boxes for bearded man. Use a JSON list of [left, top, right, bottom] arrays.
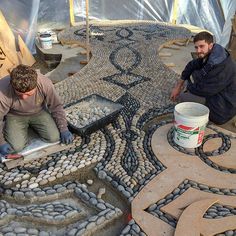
[[170, 31, 236, 125]]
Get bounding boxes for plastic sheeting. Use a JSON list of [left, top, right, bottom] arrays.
[[0, 0, 236, 51], [177, 0, 225, 43], [42, 0, 235, 46], [37, 0, 70, 30], [0, 0, 39, 51], [219, 0, 236, 47], [73, 0, 173, 22], [177, 0, 236, 47]]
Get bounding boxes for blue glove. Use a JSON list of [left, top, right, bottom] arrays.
[[60, 130, 73, 144], [0, 143, 12, 155]]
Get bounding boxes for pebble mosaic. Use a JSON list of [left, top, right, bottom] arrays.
[[0, 21, 235, 235]]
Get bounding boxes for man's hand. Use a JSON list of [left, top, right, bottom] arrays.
[[60, 130, 73, 144], [0, 143, 12, 155], [170, 86, 182, 101], [170, 79, 185, 101]]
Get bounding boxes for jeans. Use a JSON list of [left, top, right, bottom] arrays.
[[4, 110, 60, 152]]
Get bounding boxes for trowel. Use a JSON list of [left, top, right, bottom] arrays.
[[0, 153, 23, 163]]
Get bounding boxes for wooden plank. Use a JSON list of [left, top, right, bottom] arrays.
[[80, 60, 88, 65], [0, 11, 18, 65], [0, 11, 36, 79], [164, 44, 181, 50], [0, 45, 15, 79], [232, 19, 236, 33], [165, 62, 176, 67], [229, 34, 236, 61], [159, 52, 172, 57], [185, 38, 191, 46], [174, 41, 186, 46], [80, 50, 88, 55], [18, 35, 36, 66], [5, 143, 74, 169]]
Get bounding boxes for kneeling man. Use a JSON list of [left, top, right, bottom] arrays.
[[0, 64, 73, 156]]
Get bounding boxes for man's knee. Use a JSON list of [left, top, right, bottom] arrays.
[[179, 91, 206, 104], [10, 142, 26, 153], [44, 130, 60, 143]]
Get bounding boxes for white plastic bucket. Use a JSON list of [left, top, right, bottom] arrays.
[[173, 102, 209, 148], [39, 33, 52, 49]]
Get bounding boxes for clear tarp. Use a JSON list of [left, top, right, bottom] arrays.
[[219, 0, 236, 47], [0, 0, 235, 52], [73, 0, 173, 22], [0, 0, 39, 51]]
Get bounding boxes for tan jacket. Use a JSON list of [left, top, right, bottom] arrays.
[[0, 73, 68, 144]]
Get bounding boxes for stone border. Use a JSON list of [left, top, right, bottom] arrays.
[[0, 181, 122, 236]]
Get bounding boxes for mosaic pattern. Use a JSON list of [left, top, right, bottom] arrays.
[[102, 28, 151, 90], [204, 203, 236, 219], [120, 219, 147, 236], [0, 181, 122, 235], [167, 126, 235, 173], [146, 178, 236, 228], [133, 122, 236, 236], [0, 21, 235, 235]]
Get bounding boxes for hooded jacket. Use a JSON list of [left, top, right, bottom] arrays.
[[181, 43, 236, 124]]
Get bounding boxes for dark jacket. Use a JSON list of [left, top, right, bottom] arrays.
[[181, 44, 236, 124]]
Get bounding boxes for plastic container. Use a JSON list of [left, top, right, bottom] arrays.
[[173, 102, 209, 148], [64, 94, 124, 136], [39, 33, 52, 49]]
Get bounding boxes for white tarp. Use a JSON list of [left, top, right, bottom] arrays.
[[0, 0, 235, 51], [0, 0, 40, 51]]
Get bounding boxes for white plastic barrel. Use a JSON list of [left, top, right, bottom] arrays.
[[39, 33, 52, 49], [173, 102, 209, 148]]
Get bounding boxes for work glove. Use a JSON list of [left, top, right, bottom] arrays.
[[60, 130, 73, 145], [0, 143, 12, 155]]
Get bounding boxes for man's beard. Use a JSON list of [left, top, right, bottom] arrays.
[[197, 48, 212, 59], [197, 52, 209, 59]]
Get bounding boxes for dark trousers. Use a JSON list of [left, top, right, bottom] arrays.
[[178, 90, 206, 105]]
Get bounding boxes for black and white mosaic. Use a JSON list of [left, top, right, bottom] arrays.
[[204, 203, 236, 219], [167, 126, 235, 173], [120, 219, 147, 236], [0, 22, 235, 235], [146, 179, 236, 228], [0, 181, 122, 235]]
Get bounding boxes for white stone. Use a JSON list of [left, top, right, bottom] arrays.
[[97, 188, 106, 199], [87, 179, 93, 185], [29, 183, 39, 189]]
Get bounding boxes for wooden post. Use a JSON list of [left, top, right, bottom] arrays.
[[85, 0, 90, 63], [171, 0, 179, 24], [69, 0, 75, 26]]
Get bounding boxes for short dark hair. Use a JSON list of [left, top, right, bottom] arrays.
[[193, 31, 214, 44], [10, 64, 37, 93]]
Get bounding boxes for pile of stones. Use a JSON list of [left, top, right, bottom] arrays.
[[66, 101, 111, 128]]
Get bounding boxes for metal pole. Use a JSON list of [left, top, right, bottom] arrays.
[[86, 0, 90, 62]]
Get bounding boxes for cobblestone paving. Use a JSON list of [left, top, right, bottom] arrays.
[[0, 22, 235, 235]]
